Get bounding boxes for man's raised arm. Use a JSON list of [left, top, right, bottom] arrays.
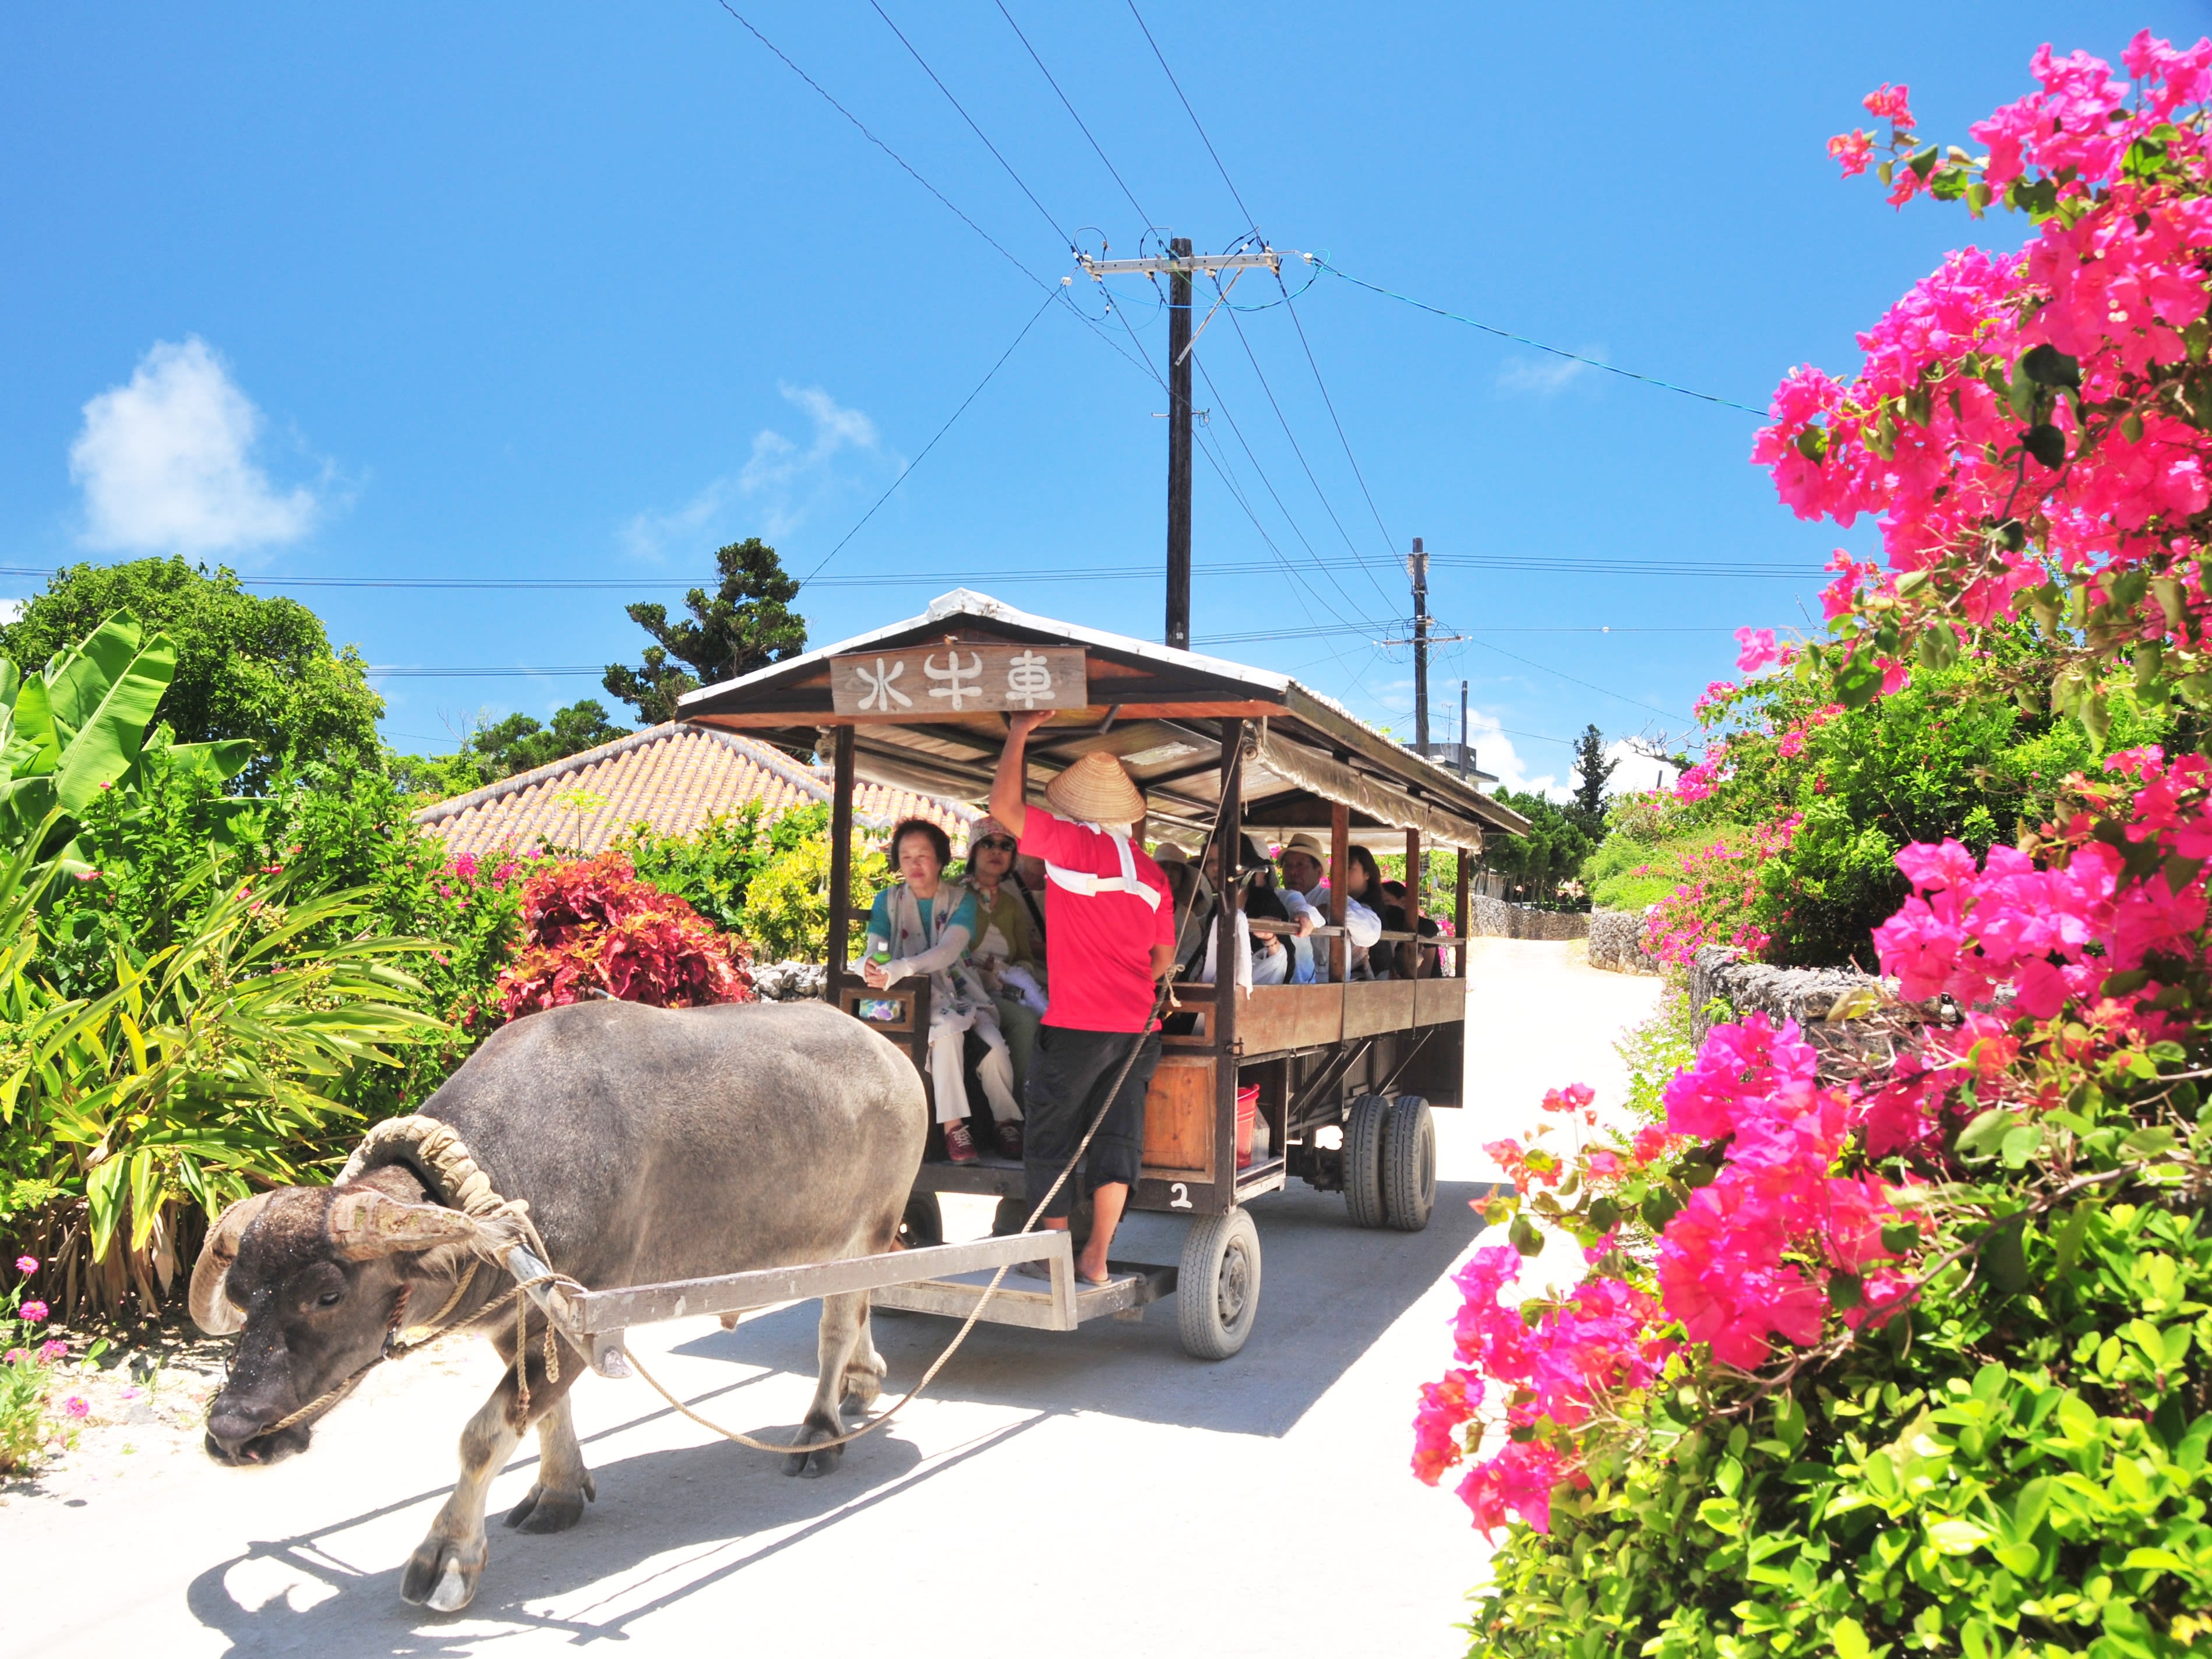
[[992, 710, 1050, 836]]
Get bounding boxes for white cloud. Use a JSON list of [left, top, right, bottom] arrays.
[[1463, 710, 1564, 799], [1604, 737, 1680, 796], [70, 337, 319, 554], [1496, 348, 1604, 397], [621, 384, 894, 560]]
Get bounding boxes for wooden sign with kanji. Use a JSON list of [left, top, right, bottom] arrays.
[[829, 645, 1088, 719]]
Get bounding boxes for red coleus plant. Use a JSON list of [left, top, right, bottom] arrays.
[[497, 852, 753, 1018]]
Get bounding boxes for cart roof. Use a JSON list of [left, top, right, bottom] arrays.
[[679, 589, 1527, 852]]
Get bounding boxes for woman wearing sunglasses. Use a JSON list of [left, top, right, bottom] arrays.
[[962, 814, 1046, 1105]]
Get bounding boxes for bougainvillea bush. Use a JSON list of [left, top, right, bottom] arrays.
[[1419, 38, 2212, 1658], [497, 851, 754, 1016], [1650, 640, 2168, 968]]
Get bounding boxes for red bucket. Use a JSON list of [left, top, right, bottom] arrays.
[[1236, 1084, 1260, 1168]]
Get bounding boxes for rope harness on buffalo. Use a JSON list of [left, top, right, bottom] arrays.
[[246, 777, 1236, 1460]]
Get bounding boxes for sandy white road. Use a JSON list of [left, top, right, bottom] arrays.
[[0, 938, 1659, 1659]]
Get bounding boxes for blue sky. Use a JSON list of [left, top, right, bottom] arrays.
[[5, 3, 2204, 794]]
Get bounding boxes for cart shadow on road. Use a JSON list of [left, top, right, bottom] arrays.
[[182, 1400, 1044, 1655], [686, 1178, 1493, 1440]]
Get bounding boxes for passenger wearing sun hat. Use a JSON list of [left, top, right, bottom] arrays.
[[989, 714, 1179, 1289]]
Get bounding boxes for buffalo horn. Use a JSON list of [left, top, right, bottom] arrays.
[[188, 1192, 274, 1336], [325, 1188, 482, 1261]]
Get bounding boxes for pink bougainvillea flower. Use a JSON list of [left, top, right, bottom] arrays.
[[1862, 82, 1913, 123], [19, 1300, 48, 1323], [1828, 129, 1874, 178], [1734, 627, 1782, 672]]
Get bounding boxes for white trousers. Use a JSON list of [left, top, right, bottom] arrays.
[[930, 1021, 1022, 1125]]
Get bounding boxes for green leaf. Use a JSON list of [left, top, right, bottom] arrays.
[[1508, 1212, 1545, 1258], [1832, 1616, 1872, 1659], [2020, 343, 2082, 388], [1927, 1517, 1990, 1554], [2023, 423, 2066, 469], [2121, 1547, 2188, 1573], [50, 635, 176, 812], [1986, 1215, 2029, 1294]]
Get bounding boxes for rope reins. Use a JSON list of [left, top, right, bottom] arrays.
[[262, 775, 1237, 1459], [617, 780, 1240, 1456]]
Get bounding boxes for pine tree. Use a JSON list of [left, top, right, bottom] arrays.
[[603, 539, 808, 725], [1569, 723, 1616, 830]]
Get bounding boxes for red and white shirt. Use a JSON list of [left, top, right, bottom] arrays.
[[1019, 807, 1176, 1033]]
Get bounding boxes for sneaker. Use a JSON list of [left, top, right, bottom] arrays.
[[995, 1120, 1024, 1160], [944, 1121, 979, 1164]]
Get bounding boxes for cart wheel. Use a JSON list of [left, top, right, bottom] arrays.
[[1343, 1093, 1391, 1230], [1382, 1095, 1437, 1232], [1179, 1208, 1262, 1360], [898, 1192, 944, 1249]]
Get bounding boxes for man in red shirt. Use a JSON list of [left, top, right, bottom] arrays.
[[991, 710, 1178, 1285]]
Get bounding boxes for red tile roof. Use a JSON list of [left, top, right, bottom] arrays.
[[414, 722, 975, 857]]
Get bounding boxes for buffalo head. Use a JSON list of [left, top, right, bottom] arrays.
[[192, 1177, 481, 1465]]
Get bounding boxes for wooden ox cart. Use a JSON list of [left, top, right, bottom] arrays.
[[672, 589, 1526, 1361]]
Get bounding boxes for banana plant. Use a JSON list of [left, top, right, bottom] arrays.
[[0, 609, 252, 861]]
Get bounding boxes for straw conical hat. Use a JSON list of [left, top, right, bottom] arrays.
[[1045, 750, 1146, 824]]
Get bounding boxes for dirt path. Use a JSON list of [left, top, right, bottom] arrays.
[[0, 940, 1659, 1659]]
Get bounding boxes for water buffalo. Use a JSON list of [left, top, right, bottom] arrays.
[[189, 998, 925, 1613]]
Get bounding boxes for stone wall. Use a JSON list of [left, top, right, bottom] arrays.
[[750, 959, 828, 1002], [1470, 895, 1590, 941], [1587, 908, 1663, 975], [1689, 945, 1943, 1079]]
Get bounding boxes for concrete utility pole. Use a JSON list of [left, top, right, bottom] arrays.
[[1459, 679, 1470, 780], [1409, 537, 1430, 750], [1076, 243, 1286, 649], [1165, 237, 1193, 650]]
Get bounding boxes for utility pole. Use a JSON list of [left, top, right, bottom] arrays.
[[1459, 679, 1469, 780], [1165, 237, 1193, 650], [1409, 537, 1430, 750], [1076, 243, 1286, 648]]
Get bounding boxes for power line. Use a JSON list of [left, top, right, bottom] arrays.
[[866, 0, 1072, 248], [1276, 273, 1395, 554], [797, 288, 1059, 587], [1124, 0, 1257, 234], [0, 556, 1826, 594], [1465, 636, 1691, 723], [993, 0, 1151, 228], [1310, 256, 1769, 418], [1218, 299, 1400, 614]]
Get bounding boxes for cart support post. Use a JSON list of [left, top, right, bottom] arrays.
[[1328, 797, 1350, 983], [1213, 720, 1243, 1182], [826, 725, 855, 994], [1455, 847, 1471, 972], [1405, 826, 1422, 977]]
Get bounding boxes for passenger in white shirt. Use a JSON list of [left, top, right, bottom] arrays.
[[1276, 833, 1383, 979]]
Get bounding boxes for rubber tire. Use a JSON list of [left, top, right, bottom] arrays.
[[1343, 1093, 1391, 1230], [1381, 1095, 1437, 1232], [1179, 1208, 1262, 1360], [898, 1191, 944, 1250]]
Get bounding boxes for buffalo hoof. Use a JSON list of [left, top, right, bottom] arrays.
[[400, 1536, 487, 1614], [841, 1361, 885, 1410], [503, 1477, 592, 1534], [781, 1427, 844, 1479]]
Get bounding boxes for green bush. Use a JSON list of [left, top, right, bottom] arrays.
[[743, 806, 888, 963]]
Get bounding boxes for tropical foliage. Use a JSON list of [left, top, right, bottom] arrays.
[[1421, 37, 2212, 1658], [0, 558, 382, 789], [496, 851, 753, 1015]]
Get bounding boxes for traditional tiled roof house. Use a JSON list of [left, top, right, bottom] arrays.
[[413, 721, 973, 857]]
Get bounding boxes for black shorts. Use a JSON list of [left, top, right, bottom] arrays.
[[1022, 1025, 1161, 1219]]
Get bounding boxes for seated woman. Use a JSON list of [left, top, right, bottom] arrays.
[[960, 815, 1046, 1103], [861, 817, 1021, 1165], [1195, 866, 1294, 990], [1338, 845, 1388, 980]]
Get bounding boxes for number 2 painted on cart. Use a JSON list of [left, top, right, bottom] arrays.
[[1169, 1183, 1193, 1209]]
